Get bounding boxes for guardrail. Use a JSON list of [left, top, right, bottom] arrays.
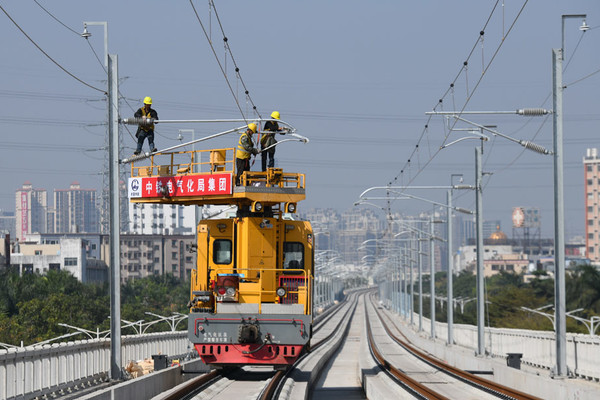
[[441, 322, 600, 380], [130, 148, 235, 178], [380, 284, 600, 381], [0, 331, 190, 400], [417, 315, 600, 381]]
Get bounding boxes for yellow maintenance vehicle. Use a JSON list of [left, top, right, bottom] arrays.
[[126, 140, 314, 367]]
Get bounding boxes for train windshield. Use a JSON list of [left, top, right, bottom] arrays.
[[213, 239, 232, 264], [283, 242, 304, 270]]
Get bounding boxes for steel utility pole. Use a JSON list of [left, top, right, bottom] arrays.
[[430, 214, 436, 339], [409, 238, 415, 326], [418, 236, 423, 332], [108, 53, 122, 380], [447, 189, 454, 346], [402, 249, 408, 318], [552, 45, 566, 378], [552, 13, 587, 378], [475, 145, 485, 356]]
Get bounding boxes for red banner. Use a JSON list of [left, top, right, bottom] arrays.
[[128, 173, 232, 199]]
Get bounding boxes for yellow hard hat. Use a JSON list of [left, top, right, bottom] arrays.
[[271, 111, 280, 120], [143, 96, 152, 105], [248, 123, 257, 133]]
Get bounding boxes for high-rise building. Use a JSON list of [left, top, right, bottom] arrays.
[[100, 233, 196, 282], [15, 182, 47, 241], [53, 182, 99, 233], [337, 208, 382, 265], [455, 214, 476, 246], [0, 210, 15, 238], [584, 148, 600, 262], [128, 203, 195, 235]]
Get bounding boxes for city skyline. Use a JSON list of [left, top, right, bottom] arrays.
[[3, 176, 588, 244], [14, 180, 100, 239]]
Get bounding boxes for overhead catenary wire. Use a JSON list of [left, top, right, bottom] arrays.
[[439, 1, 531, 151], [0, 4, 105, 94], [209, 0, 262, 120], [189, 0, 256, 124], [32, 0, 80, 35], [388, 0, 504, 190], [378, 0, 530, 242], [388, 0, 530, 199], [32, 0, 144, 140], [476, 17, 591, 182], [473, 27, 589, 179], [28, 0, 139, 151], [565, 67, 600, 88], [0, 89, 103, 103], [475, 23, 589, 175]]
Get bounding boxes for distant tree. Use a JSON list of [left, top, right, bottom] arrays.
[[0, 271, 190, 346], [567, 264, 600, 315], [453, 271, 476, 299], [121, 274, 189, 332]]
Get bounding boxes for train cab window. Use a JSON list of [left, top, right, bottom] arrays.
[[213, 239, 232, 264], [283, 242, 304, 271]]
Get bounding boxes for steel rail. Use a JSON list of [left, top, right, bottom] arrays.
[[370, 295, 543, 400], [312, 293, 348, 335], [259, 290, 363, 400], [365, 299, 450, 400], [158, 291, 361, 400]]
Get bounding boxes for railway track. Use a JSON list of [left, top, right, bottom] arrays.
[[154, 290, 541, 400], [152, 291, 361, 400], [365, 294, 542, 400]]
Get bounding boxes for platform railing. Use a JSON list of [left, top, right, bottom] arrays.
[[130, 148, 305, 190], [130, 148, 235, 178], [241, 170, 306, 188]]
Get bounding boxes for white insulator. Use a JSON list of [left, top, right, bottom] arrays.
[[521, 141, 550, 155], [120, 153, 150, 164], [517, 108, 549, 116], [121, 117, 155, 125]]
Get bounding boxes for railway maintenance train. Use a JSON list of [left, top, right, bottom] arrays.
[[127, 143, 313, 368]]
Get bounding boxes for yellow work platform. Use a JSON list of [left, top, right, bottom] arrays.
[[126, 148, 305, 207]]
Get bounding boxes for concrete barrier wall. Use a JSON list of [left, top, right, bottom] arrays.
[[413, 313, 600, 381], [0, 331, 189, 400], [398, 314, 600, 400], [381, 281, 600, 380]]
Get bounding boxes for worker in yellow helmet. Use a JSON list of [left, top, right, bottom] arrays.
[[133, 96, 159, 155], [235, 123, 259, 185], [260, 111, 285, 171]]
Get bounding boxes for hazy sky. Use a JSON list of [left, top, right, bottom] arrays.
[[1, 1, 599, 238]]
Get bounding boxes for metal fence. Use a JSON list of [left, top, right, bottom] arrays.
[[380, 281, 600, 381], [437, 321, 600, 380], [0, 331, 190, 400]]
